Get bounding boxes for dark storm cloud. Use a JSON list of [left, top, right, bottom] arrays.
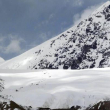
[[0, 0, 108, 60]]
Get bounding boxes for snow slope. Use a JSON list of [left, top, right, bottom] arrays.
[[1, 69, 110, 109], [0, 57, 5, 65], [1, 1, 110, 69]]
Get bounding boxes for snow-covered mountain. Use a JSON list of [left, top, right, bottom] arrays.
[[1, 1, 110, 69], [1, 69, 110, 109]]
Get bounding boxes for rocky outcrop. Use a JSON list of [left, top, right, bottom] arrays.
[[0, 100, 32, 110], [86, 101, 110, 110]]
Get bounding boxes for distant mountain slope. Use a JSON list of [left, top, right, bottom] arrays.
[[0, 1, 110, 69], [0, 57, 5, 65], [1, 69, 110, 109]]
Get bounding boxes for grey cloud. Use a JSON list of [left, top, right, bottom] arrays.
[[0, 34, 26, 55]]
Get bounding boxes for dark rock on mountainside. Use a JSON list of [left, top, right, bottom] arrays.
[[86, 101, 110, 110], [1, 100, 110, 110], [0, 100, 32, 110]]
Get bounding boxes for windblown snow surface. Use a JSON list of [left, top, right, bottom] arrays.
[[1, 69, 110, 109]]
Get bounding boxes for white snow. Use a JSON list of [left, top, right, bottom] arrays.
[[0, 57, 5, 65], [1, 68, 110, 109]]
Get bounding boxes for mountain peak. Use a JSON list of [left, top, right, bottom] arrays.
[[91, 1, 110, 15], [100, 1, 110, 8], [105, 1, 110, 4]]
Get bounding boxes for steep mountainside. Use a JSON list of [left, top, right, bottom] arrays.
[[0, 1, 110, 69]]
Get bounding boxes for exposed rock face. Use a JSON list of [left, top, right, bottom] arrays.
[[0, 101, 81, 110], [0, 100, 32, 110], [1, 2, 110, 69], [1, 100, 110, 110], [86, 101, 110, 110]]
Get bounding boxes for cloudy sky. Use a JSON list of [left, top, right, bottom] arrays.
[[0, 0, 108, 60]]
